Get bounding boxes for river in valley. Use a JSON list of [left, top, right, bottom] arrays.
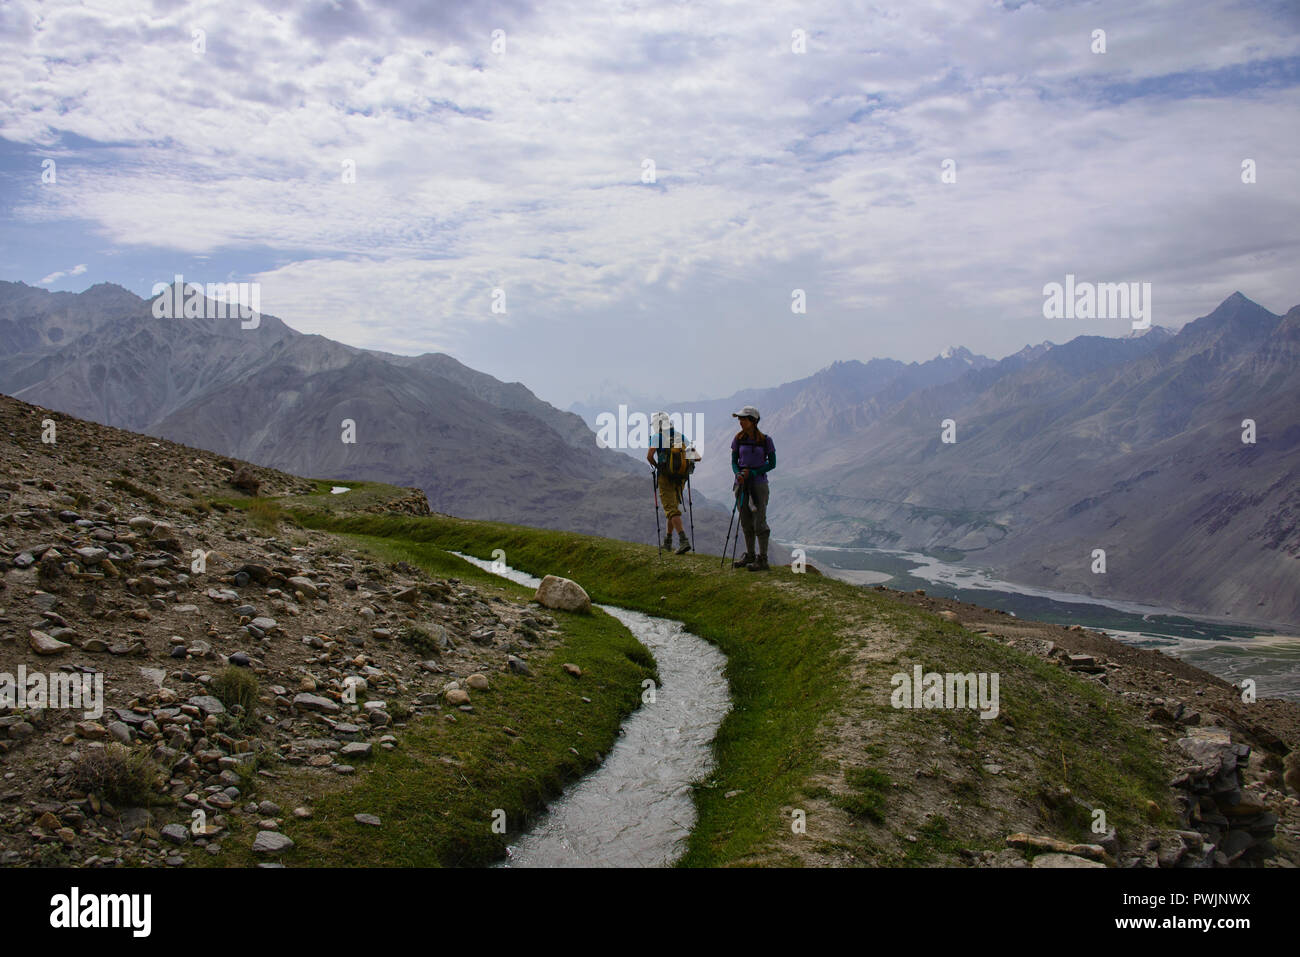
[[793, 543, 1300, 701]]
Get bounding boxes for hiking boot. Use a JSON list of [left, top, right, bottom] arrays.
[[732, 552, 754, 569], [747, 554, 770, 572], [675, 536, 691, 555], [663, 533, 674, 550]]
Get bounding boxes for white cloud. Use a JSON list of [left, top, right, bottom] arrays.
[[2, 0, 1298, 402], [38, 263, 87, 285]]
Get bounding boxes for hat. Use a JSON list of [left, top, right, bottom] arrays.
[[732, 405, 761, 422]]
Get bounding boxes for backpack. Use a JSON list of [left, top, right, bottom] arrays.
[[664, 446, 692, 478], [655, 429, 694, 479]]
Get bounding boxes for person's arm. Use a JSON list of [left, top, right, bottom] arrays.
[[756, 438, 776, 475], [731, 446, 741, 475]]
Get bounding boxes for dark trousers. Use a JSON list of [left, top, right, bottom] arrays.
[[738, 480, 770, 553]]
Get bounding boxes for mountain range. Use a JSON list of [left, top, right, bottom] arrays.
[[0, 280, 737, 550], [623, 293, 1299, 627], [5, 281, 1294, 625]]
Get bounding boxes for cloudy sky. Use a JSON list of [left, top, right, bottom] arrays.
[[2, 0, 1298, 407]]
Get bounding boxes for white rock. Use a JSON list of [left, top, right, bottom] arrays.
[[534, 575, 591, 613]]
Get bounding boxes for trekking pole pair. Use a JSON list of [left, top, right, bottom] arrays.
[[720, 475, 747, 568]]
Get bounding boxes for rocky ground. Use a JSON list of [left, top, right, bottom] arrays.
[[877, 586, 1300, 867], [0, 396, 562, 867]]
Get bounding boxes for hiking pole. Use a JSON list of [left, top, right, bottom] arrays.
[[686, 475, 695, 553], [727, 474, 751, 570], [652, 468, 662, 556], [721, 486, 739, 569], [728, 496, 743, 569]]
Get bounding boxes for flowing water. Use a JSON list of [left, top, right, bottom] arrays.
[[451, 552, 731, 867]]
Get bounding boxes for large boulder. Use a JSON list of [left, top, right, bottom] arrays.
[[534, 575, 592, 613]]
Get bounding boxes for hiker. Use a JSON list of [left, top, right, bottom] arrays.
[[647, 411, 697, 554], [731, 405, 776, 571]]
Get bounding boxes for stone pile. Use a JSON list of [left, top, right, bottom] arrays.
[[1164, 726, 1277, 867]]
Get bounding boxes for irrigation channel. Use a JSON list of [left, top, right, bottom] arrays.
[[452, 553, 731, 867]]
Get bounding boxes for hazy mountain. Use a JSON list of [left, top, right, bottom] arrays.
[[637, 347, 998, 498], [669, 293, 1298, 626], [0, 281, 739, 549]]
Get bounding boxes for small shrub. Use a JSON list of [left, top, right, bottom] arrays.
[[234, 753, 266, 794], [70, 744, 161, 805], [107, 477, 164, 506], [246, 499, 283, 531], [211, 666, 259, 714], [398, 625, 442, 655], [845, 767, 891, 791], [833, 766, 891, 823]]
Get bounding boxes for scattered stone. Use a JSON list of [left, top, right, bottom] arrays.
[[29, 629, 71, 655], [534, 575, 591, 613], [288, 576, 319, 598], [1031, 852, 1106, 868], [188, 695, 226, 716], [252, 830, 293, 854], [293, 693, 340, 714], [75, 546, 108, 566], [1006, 833, 1112, 864]]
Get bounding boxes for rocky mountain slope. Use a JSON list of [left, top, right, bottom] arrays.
[[0, 280, 736, 548], [658, 294, 1300, 627], [0, 393, 582, 866]]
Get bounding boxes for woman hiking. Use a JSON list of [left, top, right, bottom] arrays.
[[731, 405, 776, 571], [647, 411, 698, 554]]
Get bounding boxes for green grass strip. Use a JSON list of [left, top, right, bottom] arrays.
[[210, 532, 655, 868]]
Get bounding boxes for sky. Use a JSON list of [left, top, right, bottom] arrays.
[[2, 0, 1299, 409]]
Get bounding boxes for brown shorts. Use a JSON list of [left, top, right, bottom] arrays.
[[657, 474, 683, 519]]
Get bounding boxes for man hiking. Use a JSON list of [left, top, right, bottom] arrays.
[[731, 405, 776, 571], [647, 411, 698, 554]]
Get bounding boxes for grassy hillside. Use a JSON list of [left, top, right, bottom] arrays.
[[279, 503, 1174, 867], [201, 525, 656, 868]]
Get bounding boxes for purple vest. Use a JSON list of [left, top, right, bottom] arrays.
[[733, 433, 774, 481]]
